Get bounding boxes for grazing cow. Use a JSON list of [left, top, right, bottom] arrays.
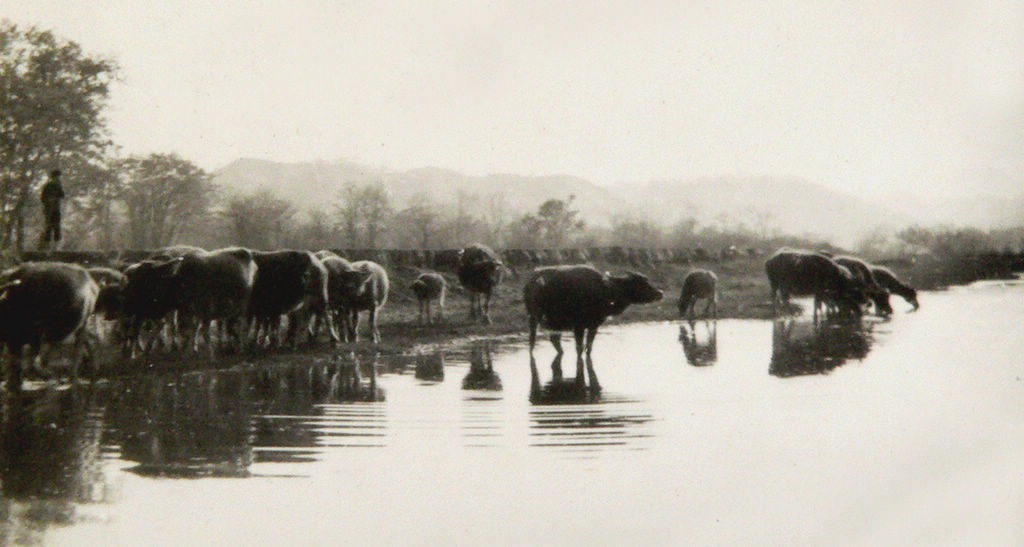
[[678, 269, 718, 319], [833, 255, 893, 315], [524, 265, 663, 359], [175, 248, 257, 353], [409, 272, 446, 325], [249, 250, 339, 347], [765, 248, 866, 320], [332, 260, 389, 343], [870, 265, 920, 310], [0, 262, 99, 386], [457, 243, 504, 324], [121, 257, 186, 355]]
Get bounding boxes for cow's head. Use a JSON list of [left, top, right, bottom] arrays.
[[607, 271, 663, 305]]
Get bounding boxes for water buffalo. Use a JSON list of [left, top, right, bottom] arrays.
[[249, 250, 339, 347], [524, 265, 663, 359], [409, 272, 446, 325], [318, 255, 359, 340], [332, 260, 389, 343], [0, 262, 99, 386], [765, 248, 866, 320], [870, 265, 920, 310], [457, 243, 504, 324], [87, 266, 127, 319], [175, 247, 257, 353], [833, 255, 893, 315], [678, 269, 718, 319], [121, 257, 186, 355]]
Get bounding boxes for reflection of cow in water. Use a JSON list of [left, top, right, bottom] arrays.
[[414, 352, 445, 383], [462, 342, 502, 391], [528, 353, 600, 404], [679, 321, 717, 367], [769, 316, 873, 378]]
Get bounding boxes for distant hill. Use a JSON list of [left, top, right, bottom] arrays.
[[212, 158, 624, 223], [212, 159, 1018, 245], [611, 176, 915, 245]]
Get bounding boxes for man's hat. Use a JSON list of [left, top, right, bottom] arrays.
[[50, 169, 62, 177]]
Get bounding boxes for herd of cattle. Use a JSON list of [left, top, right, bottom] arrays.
[[0, 242, 919, 389]]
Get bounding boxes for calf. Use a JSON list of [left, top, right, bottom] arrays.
[[870, 265, 920, 310], [457, 243, 504, 324], [678, 269, 718, 319], [332, 260, 389, 343], [765, 248, 866, 321], [524, 265, 663, 359], [409, 272, 446, 324], [0, 262, 99, 387]]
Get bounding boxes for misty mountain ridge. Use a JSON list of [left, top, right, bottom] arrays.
[[212, 158, 1021, 246]]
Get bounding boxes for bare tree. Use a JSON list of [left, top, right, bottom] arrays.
[[223, 189, 296, 249], [334, 181, 393, 248], [120, 153, 212, 249]]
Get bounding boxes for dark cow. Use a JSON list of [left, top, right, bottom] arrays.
[[249, 250, 339, 347], [457, 243, 504, 324], [524, 265, 663, 359], [332, 260, 389, 343], [148, 245, 206, 261], [870, 265, 920, 310], [121, 257, 186, 355], [0, 262, 99, 386], [87, 266, 127, 319], [175, 247, 257, 353], [409, 272, 446, 325], [678, 269, 718, 319], [765, 248, 866, 320], [833, 255, 893, 315]]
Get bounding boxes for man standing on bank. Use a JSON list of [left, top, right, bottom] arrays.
[[39, 169, 65, 251]]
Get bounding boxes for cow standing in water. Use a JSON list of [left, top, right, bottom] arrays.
[[833, 255, 893, 315], [765, 248, 866, 321], [870, 265, 920, 310], [678, 269, 718, 320], [333, 260, 389, 343], [410, 272, 446, 324], [524, 265, 663, 360], [457, 243, 504, 324], [0, 262, 99, 388]]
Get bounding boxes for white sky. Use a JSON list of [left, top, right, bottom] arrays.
[[5, 1, 1023, 198]]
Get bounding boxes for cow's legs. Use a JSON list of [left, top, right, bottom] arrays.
[[482, 291, 492, 324], [573, 327, 586, 362], [528, 316, 538, 352], [585, 328, 597, 358], [368, 306, 380, 343], [549, 332, 563, 355]]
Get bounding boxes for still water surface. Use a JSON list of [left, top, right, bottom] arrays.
[[3, 279, 1023, 545]]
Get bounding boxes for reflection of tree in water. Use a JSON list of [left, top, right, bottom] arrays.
[[0, 384, 112, 543], [462, 342, 501, 391], [769, 317, 874, 378], [679, 321, 717, 367], [414, 352, 445, 383]]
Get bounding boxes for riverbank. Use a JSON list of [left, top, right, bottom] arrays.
[[22, 251, 1020, 380]]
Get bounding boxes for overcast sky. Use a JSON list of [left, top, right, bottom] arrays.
[[6, 1, 1023, 198]]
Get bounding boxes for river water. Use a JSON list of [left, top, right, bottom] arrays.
[[2, 279, 1023, 545]]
